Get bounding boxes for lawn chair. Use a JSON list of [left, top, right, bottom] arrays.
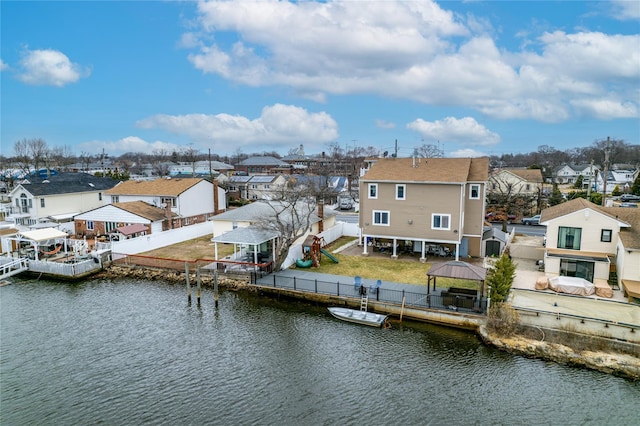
[[354, 275, 362, 291], [370, 279, 382, 295]]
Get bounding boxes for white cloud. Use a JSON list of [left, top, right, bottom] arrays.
[[136, 104, 339, 150], [610, 0, 640, 20], [17, 48, 89, 86], [375, 119, 396, 129], [77, 137, 181, 156], [0, 59, 7, 71], [184, 0, 639, 122], [406, 116, 500, 146], [448, 148, 488, 158]]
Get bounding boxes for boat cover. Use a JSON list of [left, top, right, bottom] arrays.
[[548, 276, 595, 296]]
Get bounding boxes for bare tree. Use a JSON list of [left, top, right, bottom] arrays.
[[151, 149, 171, 176], [414, 143, 444, 158], [13, 138, 49, 176], [257, 186, 320, 270], [180, 145, 200, 175]]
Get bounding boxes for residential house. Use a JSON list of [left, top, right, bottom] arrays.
[[540, 198, 640, 300], [168, 160, 234, 177], [488, 168, 544, 213], [358, 157, 489, 260], [235, 156, 291, 175], [488, 168, 543, 196], [226, 174, 288, 201], [5, 172, 119, 231], [74, 201, 175, 239], [210, 200, 337, 265], [105, 177, 226, 229], [554, 164, 599, 185]]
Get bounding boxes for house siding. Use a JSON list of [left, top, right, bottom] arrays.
[[360, 182, 463, 241]]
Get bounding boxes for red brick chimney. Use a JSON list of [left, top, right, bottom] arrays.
[[213, 179, 220, 214]]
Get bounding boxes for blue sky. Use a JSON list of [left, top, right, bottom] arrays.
[[1, 0, 639, 159]]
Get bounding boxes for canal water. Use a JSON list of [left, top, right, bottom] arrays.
[[1, 277, 638, 425]]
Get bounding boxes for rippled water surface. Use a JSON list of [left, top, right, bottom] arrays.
[[1, 278, 638, 425]]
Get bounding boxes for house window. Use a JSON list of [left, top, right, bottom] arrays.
[[373, 210, 389, 226], [368, 184, 378, 199], [432, 214, 450, 230], [161, 197, 176, 207], [111, 196, 119, 203], [396, 184, 406, 200], [558, 226, 581, 250], [98, 192, 102, 201], [601, 229, 612, 243], [560, 259, 594, 282], [469, 184, 480, 199], [87, 221, 94, 231], [105, 222, 117, 233], [232, 221, 238, 230], [525, 184, 531, 191], [40, 198, 45, 208], [251, 184, 257, 189]]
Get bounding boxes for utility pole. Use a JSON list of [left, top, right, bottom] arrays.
[[587, 160, 593, 199], [602, 137, 610, 207]]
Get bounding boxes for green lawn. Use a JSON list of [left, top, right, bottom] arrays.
[[304, 237, 478, 289]]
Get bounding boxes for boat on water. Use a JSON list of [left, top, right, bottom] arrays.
[[327, 307, 388, 328]]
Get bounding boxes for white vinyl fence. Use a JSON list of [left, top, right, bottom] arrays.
[[111, 222, 212, 258]]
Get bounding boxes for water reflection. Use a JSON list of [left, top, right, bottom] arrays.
[[1, 278, 638, 425]]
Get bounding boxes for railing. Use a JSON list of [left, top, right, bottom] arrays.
[[112, 253, 274, 279], [28, 258, 102, 277], [257, 273, 487, 314]]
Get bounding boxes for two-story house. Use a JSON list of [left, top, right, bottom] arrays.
[[554, 164, 599, 185], [359, 157, 489, 260], [105, 177, 226, 229], [6, 172, 119, 231], [226, 175, 288, 201], [540, 198, 640, 301]]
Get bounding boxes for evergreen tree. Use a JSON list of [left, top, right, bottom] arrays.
[[631, 174, 640, 196], [573, 175, 583, 189], [612, 184, 622, 196], [548, 183, 564, 206], [487, 253, 516, 304]]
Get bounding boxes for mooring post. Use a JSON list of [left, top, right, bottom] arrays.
[[196, 265, 201, 306], [185, 262, 191, 304], [214, 270, 219, 308]]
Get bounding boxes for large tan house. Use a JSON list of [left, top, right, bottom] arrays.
[[488, 168, 543, 197], [540, 198, 640, 301], [359, 157, 489, 260]]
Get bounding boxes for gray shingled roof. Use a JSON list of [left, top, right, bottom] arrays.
[[238, 156, 289, 166], [16, 172, 119, 196]]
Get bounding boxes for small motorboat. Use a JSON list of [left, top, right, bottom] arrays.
[[327, 307, 388, 328]]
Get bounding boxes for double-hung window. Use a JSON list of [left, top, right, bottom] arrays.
[[396, 184, 406, 200], [558, 226, 581, 250], [368, 184, 378, 199], [601, 229, 612, 243], [432, 214, 450, 230], [469, 184, 480, 200], [373, 210, 389, 226]]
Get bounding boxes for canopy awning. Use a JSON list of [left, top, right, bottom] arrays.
[[545, 248, 610, 263], [49, 212, 79, 221], [212, 226, 278, 245], [115, 223, 148, 236], [19, 228, 68, 243]]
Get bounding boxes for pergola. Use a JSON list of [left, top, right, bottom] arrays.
[[426, 260, 487, 296], [211, 226, 279, 264]]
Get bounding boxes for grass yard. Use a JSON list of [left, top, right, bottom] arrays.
[[140, 236, 235, 261]]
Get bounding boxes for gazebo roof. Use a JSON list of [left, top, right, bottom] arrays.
[[427, 260, 487, 281]]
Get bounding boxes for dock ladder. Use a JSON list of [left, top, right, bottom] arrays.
[[360, 294, 369, 312]]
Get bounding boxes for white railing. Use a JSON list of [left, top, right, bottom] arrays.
[[28, 258, 101, 277], [111, 222, 212, 255]]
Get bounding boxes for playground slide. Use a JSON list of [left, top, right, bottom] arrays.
[[320, 248, 339, 263]]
